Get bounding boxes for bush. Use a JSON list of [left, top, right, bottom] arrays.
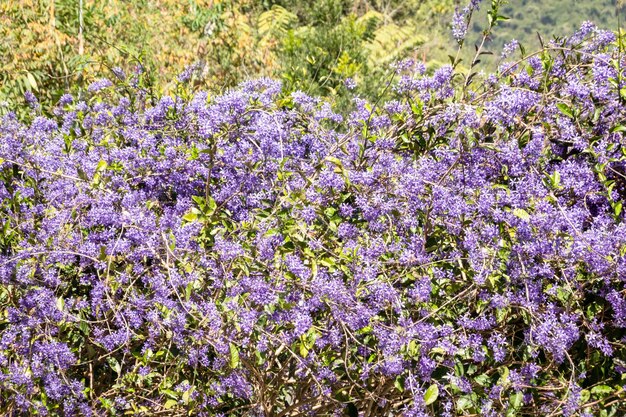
[[0, 20, 625, 417]]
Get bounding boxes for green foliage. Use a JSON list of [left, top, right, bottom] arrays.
[[2, 0, 624, 116], [274, 0, 426, 108], [0, 0, 275, 117]]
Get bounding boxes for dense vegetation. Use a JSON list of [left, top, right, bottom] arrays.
[[2, 8, 626, 417], [2, 1, 626, 416], [2, 0, 621, 116]]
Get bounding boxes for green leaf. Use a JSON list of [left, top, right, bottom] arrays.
[[509, 391, 523, 409], [580, 389, 591, 403], [513, 208, 530, 221], [164, 399, 178, 409], [299, 340, 309, 358], [77, 168, 89, 182], [456, 396, 472, 411], [408, 340, 420, 357], [96, 160, 108, 172], [610, 125, 626, 133], [229, 342, 240, 369], [614, 201, 623, 217], [423, 384, 439, 405], [326, 156, 343, 167], [192, 195, 205, 207], [99, 397, 114, 410], [319, 257, 335, 268], [182, 389, 192, 404], [182, 211, 198, 222], [474, 373, 491, 386], [394, 376, 404, 392], [556, 103, 574, 118], [107, 357, 121, 375], [207, 196, 217, 212], [590, 385, 614, 396], [26, 72, 38, 92], [550, 171, 561, 188]]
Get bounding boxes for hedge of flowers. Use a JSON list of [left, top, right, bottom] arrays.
[[1, 21, 626, 417]]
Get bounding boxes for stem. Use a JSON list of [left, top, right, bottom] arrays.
[[78, 0, 84, 55]]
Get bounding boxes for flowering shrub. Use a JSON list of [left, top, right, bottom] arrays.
[[1, 22, 626, 417]]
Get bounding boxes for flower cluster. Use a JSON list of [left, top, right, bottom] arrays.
[[0, 24, 625, 417]]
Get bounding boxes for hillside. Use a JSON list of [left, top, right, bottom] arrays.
[[471, 0, 621, 54]]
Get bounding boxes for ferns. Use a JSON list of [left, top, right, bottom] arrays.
[[258, 5, 297, 37], [366, 23, 425, 65], [356, 10, 383, 41]]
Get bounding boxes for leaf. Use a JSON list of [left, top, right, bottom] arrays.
[[509, 391, 523, 409], [456, 396, 473, 411], [614, 201, 623, 217], [513, 208, 530, 221], [164, 399, 178, 409], [207, 196, 217, 211], [394, 376, 404, 392], [182, 389, 192, 404], [556, 103, 574, 118], [580, 389, 591, 403], [77, 168, 89, 182], [499, 366, 510, 386], [474, 373, 490, 386], [299, 341, 309, 358], [258, 5, 297, 36], [326, 156, 343, 167], [610, 125, 626, 133], [99, 398, 114, 410], [356, 10, 382, 40], [182, 211, 198, 222], [366, 23, 425, 65], [590, 385, 614, 396], [409, 340, 421, 356], [192, 195, 205, 207], [108, 357, 121, 375], [423, 384, 439, 405], [96, 160, 108, 172], [56, 297, 65, 311], [549, 170, 561, 189], [229, 342, 240, 369], [26, 72, 38, 92]]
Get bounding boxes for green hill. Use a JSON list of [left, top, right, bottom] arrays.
[[473, 0, 621, 51]]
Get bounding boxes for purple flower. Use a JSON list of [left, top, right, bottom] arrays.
[[88, 78, 113, 92], [451, 8, 467, 42], [24, 90, 38, 107], [502, 39, 519, 58]]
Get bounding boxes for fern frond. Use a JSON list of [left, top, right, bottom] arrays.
[[258, 5, 297, 37], [366, 24, 426, 65], [356, 10, 383, 41]]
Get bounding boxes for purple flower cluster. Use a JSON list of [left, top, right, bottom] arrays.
[[451, 0, 482, 43], [0, 24, 625, 417]]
